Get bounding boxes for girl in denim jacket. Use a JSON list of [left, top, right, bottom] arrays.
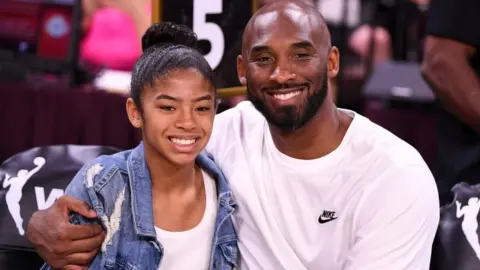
[[42, 22, 238, 270]]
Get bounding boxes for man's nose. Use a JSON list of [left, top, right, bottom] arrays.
[[269, 60, 296, 84]]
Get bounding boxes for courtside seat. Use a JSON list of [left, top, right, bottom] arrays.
[[0, 145, 119, 269]]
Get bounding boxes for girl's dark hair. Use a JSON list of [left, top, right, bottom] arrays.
[[131, 22, 215, 110]]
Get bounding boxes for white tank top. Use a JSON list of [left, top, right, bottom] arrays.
[[155, 170, 217, 270]]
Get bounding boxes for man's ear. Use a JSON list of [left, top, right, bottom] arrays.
[[237, 54, 247, 86], [126, 98, 142, 128], [327, 46, 340, 79]]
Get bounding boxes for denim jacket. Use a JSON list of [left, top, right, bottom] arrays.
[[41, 143, 238, 270]]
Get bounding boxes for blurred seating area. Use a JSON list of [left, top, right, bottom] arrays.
[[0, 82, 141, 163], [0, 0, 149, 161]]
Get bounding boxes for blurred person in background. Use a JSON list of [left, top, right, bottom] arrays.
[[81, 0, 151, 71], [317, 0, 430, 109], [345, 0, 430, 66], [422, 0, 480, 205]]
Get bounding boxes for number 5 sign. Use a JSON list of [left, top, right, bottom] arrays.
[[193, 0, 224, 69], [152, 0, 259, 89]]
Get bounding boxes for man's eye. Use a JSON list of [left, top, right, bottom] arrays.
[[256, 57, 273, 64], [295, 53, 310, 59]]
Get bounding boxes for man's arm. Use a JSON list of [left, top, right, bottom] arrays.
[[343, 165, 440, 270], [27, 162, 106, 270], [422, 37, 480, 134]]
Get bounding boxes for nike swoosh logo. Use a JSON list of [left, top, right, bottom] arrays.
[[318, 216, 338, 224]]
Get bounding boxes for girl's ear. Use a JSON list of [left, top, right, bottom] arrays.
[[126, 98, 143, 128]]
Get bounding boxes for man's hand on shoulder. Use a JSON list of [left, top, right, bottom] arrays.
[[27, 195, 105, 269]]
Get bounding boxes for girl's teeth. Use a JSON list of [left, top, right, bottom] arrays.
[[170, 138, 196, 145]]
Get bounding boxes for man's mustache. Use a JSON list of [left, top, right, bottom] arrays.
[[261, 83, 308, 92]]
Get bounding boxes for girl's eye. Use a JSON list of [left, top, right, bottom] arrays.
[[197, 107, 211, 112], [159, 106, 175, 111]]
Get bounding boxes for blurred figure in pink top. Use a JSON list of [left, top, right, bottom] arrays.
[[81, 0, 151, 71]]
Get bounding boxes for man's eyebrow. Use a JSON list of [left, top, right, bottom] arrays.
[[250, 45, 270, 54], [250, 41, 315, 54], [292, 41, 315, 49]]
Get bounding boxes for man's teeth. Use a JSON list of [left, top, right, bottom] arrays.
[[170, 138, 196, 145], [273, 91, 301, 100]]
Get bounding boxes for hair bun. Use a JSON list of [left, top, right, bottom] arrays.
[[141, 22, 198, 52]]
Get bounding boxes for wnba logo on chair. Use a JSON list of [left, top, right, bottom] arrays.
[[456, 197, 480, 261], [2, 157, 64, 236]]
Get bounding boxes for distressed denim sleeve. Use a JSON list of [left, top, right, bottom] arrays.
[[65, 162, 103, 226], [39, 162, 105, 270]]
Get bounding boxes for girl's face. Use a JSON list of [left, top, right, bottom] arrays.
[[127, 69, 216, 166]]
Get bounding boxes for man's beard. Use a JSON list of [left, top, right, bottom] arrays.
[[247, 75, 328, 132]]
